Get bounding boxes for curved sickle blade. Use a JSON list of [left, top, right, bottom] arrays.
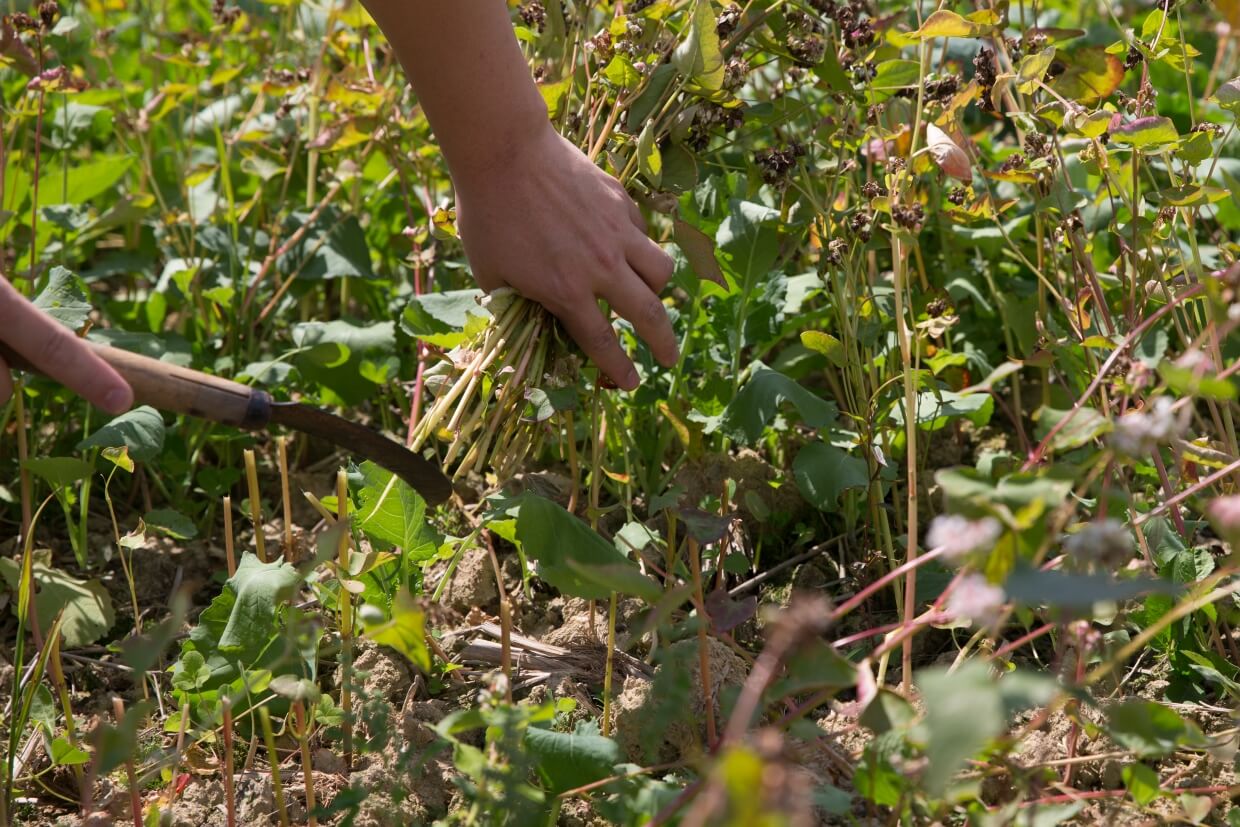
[[269, 402, 452, 505]]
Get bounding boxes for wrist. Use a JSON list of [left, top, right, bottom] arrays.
[[445, 97, 554, 192]]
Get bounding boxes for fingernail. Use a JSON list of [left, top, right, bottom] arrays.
[[103, 387, 132, 414], [623, 366, 640, 390]]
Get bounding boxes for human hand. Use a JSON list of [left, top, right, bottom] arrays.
[[0, 276, 133, 413], [453, 126, 678, 391]]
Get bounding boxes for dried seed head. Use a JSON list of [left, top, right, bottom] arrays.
[[519, 1, 546, 32], [9, 12, 37, 31], [37, 1, 58, 28], [716, 3, 743, 38]]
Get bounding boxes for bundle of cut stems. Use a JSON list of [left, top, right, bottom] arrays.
[[409, 291, 562, 481]]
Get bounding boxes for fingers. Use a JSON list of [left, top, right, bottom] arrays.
[[555, 302, 639, 391], [0, 278, 133, 414], [627, 198, 647, 234], [601, 270, 679, 368], [626, 231, 675, 294], [0, 356, 12, 407]]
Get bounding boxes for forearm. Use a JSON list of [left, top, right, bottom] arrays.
[[362, 0, 549, 186]]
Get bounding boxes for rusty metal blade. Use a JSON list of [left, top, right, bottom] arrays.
[[269, 402, 451, 505]]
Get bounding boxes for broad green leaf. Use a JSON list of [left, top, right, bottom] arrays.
[[22, 456, 93, 487], [539, 77, 572, 120], [1110, 116, 1179, 149], [918, 664, 1056, 795], [218, 553, 302, 656], [715, 200, 780, 288], [1033, 406, 1112, 451], [0, 559, 115, 647], [673, 218, 725, 286], [172, 650, 212, 691], [1107, 700, 1207, 757], [793, 442, 869, 510], [400, 289, 488, 349], [602, 55, 642, 90], [514, 493, 662, 601], [36, 155, 133, 207], [765, 638, 856, 698], [525, 725, 623, 794], [354, 461, 442, 561], [77, 405, 165, 462], [361, 588, 430, 672], [1016, 48, 1056, 91], [1123, 763, 1163, 806], [32, 266, 92, 330], [637, 120, 662, 186], [673, 0, 725, 94], [870, 59, 921, 91], [277, 206, 373, 280], [714, 362, 838, 443], [1215, 77, 1240, 115], [144, 508, 198, 540], [800, 331, 846, 367], [292, 320, 396, 405], [1004, 566, 1179, 612], [93, 700, 150, 776], [50, 737, 90, 767]]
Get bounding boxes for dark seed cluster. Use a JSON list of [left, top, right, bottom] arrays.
[[946, 187, 967, 205], [973, 47, 998, 113], [892, 202, 924, 230], [849, 210, 873, 241], [716, 3, 743, 39], [755, 142, 806, 187], [999, 153, 1026, 173], [686, 103, 745, 150], [211, 0, 241, 25], [924, 74, 960, 103], [1124, 44, 1144, 71], [519, 1, 546, 32]]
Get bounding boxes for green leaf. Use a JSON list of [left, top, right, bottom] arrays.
[[715, 362, 838, 443], [1107, 700, 1207, 757], [354, 461, 442, 561], [765, 638, 856, 698], [33, 266, 92, 330], [361, 588, 430, 672], [93, 700, 150, 776], [673, 218, 725, 286], [277, 206, 373, 280], [77, 406, 165, 463], [36, 155, 133, 207], [172, 650, 212, 692], [1123, 762, 1163, 806], [292, 320, 396, 405], [1110, 116, 1179, 149], [400, 290, 488, 349], [525, 726, 623, 794], [1003, 566, 1179, 612], [50, 736, 91, 767], [1214, 77, 1240, 115], [0, 559, 115, 648], [918, 664, 1056, 796], [793, 442, 869, 510], [219, 553, 302, 656], [514, 494, 662, 601], [870, 59, 921, 91], [637, 120, 662, 186], [800, 331, 847, 367], [144, 508, 198, 540], [602, 55, 642, 90], [1033, 406, 1113, 451], [673, 0, 725, 94], [22, 456, 94, 487]]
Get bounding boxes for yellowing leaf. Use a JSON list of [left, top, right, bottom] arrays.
[[1110, 115, 1178, 149], [911, 9, 992, 40], [801, 331, 847, 367], [1050, 47, 1125, 104]]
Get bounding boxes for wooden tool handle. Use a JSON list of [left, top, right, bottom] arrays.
[[1, 340, 272, 429]]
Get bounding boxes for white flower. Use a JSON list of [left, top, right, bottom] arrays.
[[946, 574, 1006, 629], [1063, 518, 1133, 568], [1111, 397, 1187, 456], [926, 514, 1002, 564]]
